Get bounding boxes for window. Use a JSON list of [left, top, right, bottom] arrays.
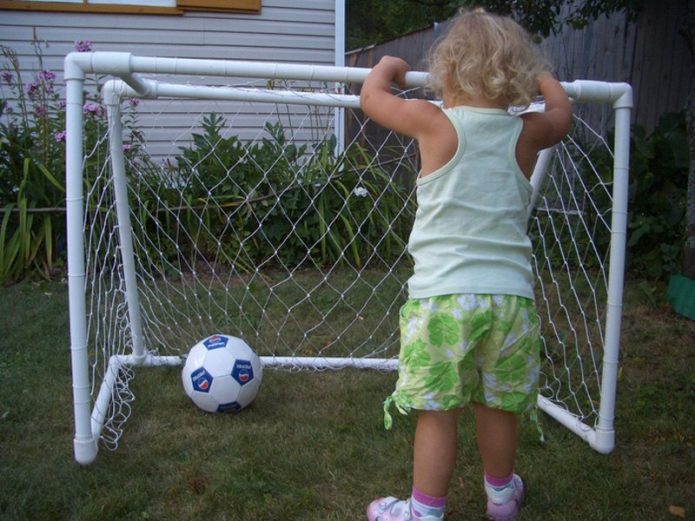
[[0, 0, 261, 15]]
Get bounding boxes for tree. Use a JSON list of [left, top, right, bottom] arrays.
[[346, 0, 644, 49], [346, 0, 457, 49], [456, 0, 643, 35]]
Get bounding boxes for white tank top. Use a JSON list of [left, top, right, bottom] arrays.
[[407, 106, 535, 300]]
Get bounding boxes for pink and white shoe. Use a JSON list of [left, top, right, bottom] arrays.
[[367, 497, 413, 521], [484, 474, 525, 521], [367, 497, 444, 521]]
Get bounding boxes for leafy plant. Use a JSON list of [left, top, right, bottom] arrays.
[[1, 42, 67, 281], [533, 112, 689, 281], [626, 112, 688, 279], [154, 114, 415, 272], [2, 38, 413, 283], [0, 38, 144, 285]]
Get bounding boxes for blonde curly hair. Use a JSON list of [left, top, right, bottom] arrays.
[[428, 8, 549, 107]]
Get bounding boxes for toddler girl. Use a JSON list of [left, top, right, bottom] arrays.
[[360, 8, 572, 521]]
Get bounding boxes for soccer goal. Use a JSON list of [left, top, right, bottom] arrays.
[[64, 52, 631, 465]]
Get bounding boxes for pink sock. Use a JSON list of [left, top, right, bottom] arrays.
[[485, 473, 514, 488], [410, 486, 447, 519], [412, 487, 447, 507]]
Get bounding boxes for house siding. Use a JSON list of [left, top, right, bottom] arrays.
[[1, 2, 337, 70], [1, 1, 340, 158]]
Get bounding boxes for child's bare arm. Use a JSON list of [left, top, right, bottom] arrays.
[[538, 72, 572, 143], [521, 72, 572, 150], [360, 56, 442, 140]]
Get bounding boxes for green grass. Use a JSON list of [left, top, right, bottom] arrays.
[[1, 277, 693, 520]]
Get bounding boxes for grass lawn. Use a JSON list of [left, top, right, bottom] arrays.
[[0, 276, 693, 520]]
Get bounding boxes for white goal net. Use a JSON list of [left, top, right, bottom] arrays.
[[65, 53, 631, 464]]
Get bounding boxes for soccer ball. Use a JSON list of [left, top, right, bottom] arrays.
[[181, 334, 263, 413]]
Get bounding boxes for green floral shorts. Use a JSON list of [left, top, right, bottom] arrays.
[[384, 294, 541, 429]]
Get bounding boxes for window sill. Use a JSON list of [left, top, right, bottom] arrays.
[[0, 1, 184, 15], [0, 0, 261, 15]]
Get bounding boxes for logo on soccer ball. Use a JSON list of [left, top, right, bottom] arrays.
[[217, 402, 243, 413], [203, 335, 229, 350], [191, 367, 213, 393], [231, 359, 254, 386]]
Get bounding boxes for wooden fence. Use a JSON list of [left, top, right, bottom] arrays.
[[346, 0, 692, 132]]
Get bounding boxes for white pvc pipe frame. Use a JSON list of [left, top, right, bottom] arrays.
[[65, 52, 632, 464]]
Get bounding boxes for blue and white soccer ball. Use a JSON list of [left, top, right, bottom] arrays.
[[181, 334, 263, 413]]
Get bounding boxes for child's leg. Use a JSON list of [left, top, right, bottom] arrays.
[[367, 408, 459, 521], [472, 403, 524, 521], [471, 403, 517, 478], [413, 409, 462, 497]]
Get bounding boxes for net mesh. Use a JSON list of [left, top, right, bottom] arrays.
[[81, 77, 617, 448]]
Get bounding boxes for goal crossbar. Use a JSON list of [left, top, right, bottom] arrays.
[[65, 52, 631, 464]]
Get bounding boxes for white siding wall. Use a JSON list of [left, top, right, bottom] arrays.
[[1, 1, 340, 158], [1, 1, 337, 72]]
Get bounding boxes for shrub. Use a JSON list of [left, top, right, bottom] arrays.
[[146, 113, 415, 271], [531, 112, 689, 281], [626, 112, 688, 279]]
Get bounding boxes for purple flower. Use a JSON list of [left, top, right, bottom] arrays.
[[128, 98, 140, 107], [1, 71, 13, 84], [36, 70, 56, 82], [83, 102, 104, 117], [122, 144, 133, 151], [74, 40, 93, 53], [55, 130, 67, 142], [25, 81, 39, 96], [34, 105, 47, 118]]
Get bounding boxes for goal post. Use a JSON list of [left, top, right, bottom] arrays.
[[64, 52, 631, 465], [527, 80, 632, 453]]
